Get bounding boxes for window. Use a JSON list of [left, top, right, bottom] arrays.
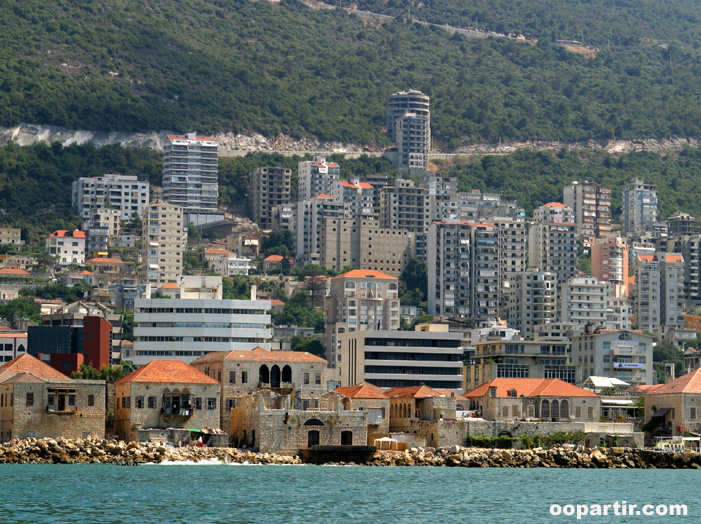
[[122, 396, 130, 409], [304, 373, 310, 385], [229, 371, 236, 384], [241, 371, 248, 384], [691, 407, 697, 420], [195, 397, 203, 410], [68, 394, 76, 406], [88, 395, 95, 407], [26, 392, 34, 407], [315, 373, 321, 385], [226, 398, 236, 409], [148, 396, 157, 409], [207, 398, 217, 410], [135, 396, 144, 409]]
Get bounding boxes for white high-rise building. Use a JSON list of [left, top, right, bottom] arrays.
[[162, 133, 219, 213], [508, 270, 557, 336], [72, 174, 149, 220], [298, 156, 340, 203], [636, 253, 685, 334], [142, 201, 185, 287], [561, 276, 610, 328]]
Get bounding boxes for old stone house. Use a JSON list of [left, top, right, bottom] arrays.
[[114, 360, 221, 442], [644, 368, 701, 436], [0, 354, 106, 441], [191, 347, 329, 432], [334, 381, 391, 434], [230, 390, 367, 454], [463, 378, 600, 422]]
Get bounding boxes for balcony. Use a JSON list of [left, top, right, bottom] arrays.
[[46, 405, 78, 414]]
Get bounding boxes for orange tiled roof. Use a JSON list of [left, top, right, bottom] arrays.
[[464, 378, 598, 398], [191, 347, 327, 364], [264, 255, 284, 262], [626, 384, 663, 394], [204, 248, 236, 256], [0, 354, 69, 383], [433, 388, 468, 400], [86, 258, 125, 264], [158, 283, 179, 289], [0, 268, 31, 276], [665, 254, 683, 263], [80, 270, 93, 275], [312, 193, 334, 199], [50, 230, 86, 239], [646, 368, 701, 395], [339, 180, 373, 189], [333, 269, 396, 280], [386, 385, 445, 399], [115, 360, 219, 385], [269, 299, 285, 306], [542, 202, 567, 208], [335, 381, 389, 399], [0, 333, 27, 338]]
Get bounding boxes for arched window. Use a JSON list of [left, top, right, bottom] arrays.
[[388, 283, 398, 291], [550, 400, 559, 420], [541, 399, 550, 419], [271, 365, 281, 388], [259, 365, 270, 385], [303, 418, 325, 426], [282, 365, 292, 383], [560, 399, 569, 420]]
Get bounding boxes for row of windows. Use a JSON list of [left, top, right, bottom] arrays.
[[365, 352, 460, 362], [139, 308, 267, 315], [121, 396, 217, 410], [365, 366, 460, 375], [365, 338, 461, 348], [137, 336, 264, 343]]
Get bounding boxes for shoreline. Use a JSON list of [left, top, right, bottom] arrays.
[[1, 437, 700, 469]]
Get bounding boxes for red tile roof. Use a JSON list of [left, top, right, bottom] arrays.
[[158, 283, 180, 289], [80, 270, 93, 275], [0, 354, 69, 383], [339, 180, 373, 189], [50, 230, 86, 239], [116, 360, 219, 385], [386, 385, 445, 399], [626, 384, 663, 394], [0, 268, 31, 276], [312, 193, 334, 199], [204, 248, 236, 256], [269, 299, 285, 306], [665, 254, 683, 263], [86, 258, 125, 264], [333, 269, 396, 280], [191, 347, 327, 364], [335, 381, 389, 399], [264, 255, 284, 262], [464, 378, 598, 398], [646, 368, 701, 395], [542, 202, 568, 208]]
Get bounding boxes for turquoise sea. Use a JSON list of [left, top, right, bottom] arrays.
[[1, 462, 696, 523]]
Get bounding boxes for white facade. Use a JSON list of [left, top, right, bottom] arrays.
[[329, 178, 375, 218], [636, 253, 685, 334], [46, 230, 86, 266], [298, 156, 340, 203], [72, 174, 149, 220], [572, 330, 653, 387], [561, 276, 610, 328], [295, 195, 344, 267], [131, 298, 271, 366], [162, 133, 218, 213], [508, 270, 557, 336]]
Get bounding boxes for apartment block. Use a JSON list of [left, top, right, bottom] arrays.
[[427, 220, 499, 321], [72, 174, 149, 220], [591, 236, 629, 293], [667, 211, 700, 237], [249, 167, 292, 230], [528, 202, 578, 287], [563, 181, 612, 247], [162, 133, 218, 213], [379, 178, 429, 233], [295, 195, 344, 267], [338, 325, 463, 391], [386, 90, 430, 172], [271, 203, 296, 232], [572, 330, 653, 386], [561, 276, 610, 328], [83, 209, 121, 256], [319, 218, 415, 276], [458, 190, 524, 221], [0, 228, 22, 246], [324, 269, 400, 368], [494, 217, 527, 313], [636, 253, 685, 334], [680, 234, 701, 303], [329, 178, 375, 218], [622, 178, 658, 237], [141, 201, 185, 287], [421, 173, 458, 222], [46, 230, 86, 266], [508, 270, 558, 336], [298, 156, 340, 202]]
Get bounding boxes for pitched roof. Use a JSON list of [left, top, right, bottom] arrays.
[[312, 193, 334, 199], [191, 347, 327, 365], [269, 299, 285, 306], [204, 248, 236, 256], [542, 202, 567, 208], [0, 268, 31, 276], [333, 269, 396, 280], [385, 385, 445, 399], [3, 372, 46, 384], [433, 388, 468, 400], [115, 360, 219, 385], [339, 180, 373, 189], [80, 270, 93, 275], [158, 283, 179, 289], [626, 384, 663, 394], [334, 381, 389, 399], [464, 378, 598, 398], [0, 354, 69, 383], [665, 254, 683, 263], [86, 258, 125, 264], [50, 230, 86, 239], [264, 255, 284, 262], [646, 368, 701, 395]]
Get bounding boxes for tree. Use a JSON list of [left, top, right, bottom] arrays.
[[261, 230, 295, 257], [410, 314, 434, 330], [401, 258, 428, 296], [289, 335, 324, 357], [1, 297, 41, 323], [121, 312, 134, 342]]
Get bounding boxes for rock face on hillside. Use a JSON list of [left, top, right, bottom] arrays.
[[2, 437, 701, 468], [0, 122, 698, 156]]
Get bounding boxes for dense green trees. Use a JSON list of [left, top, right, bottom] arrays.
[[0, 297, 41, 323], [2, 0, 701, 145]]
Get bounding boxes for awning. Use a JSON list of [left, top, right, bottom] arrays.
[[188, 428, 204, 434], [652, 407, 671, 418], [601, 399, 634, 405]]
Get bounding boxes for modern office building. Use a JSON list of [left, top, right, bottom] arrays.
[[427, 220, 499, 321], [528, 203, 579, 287], [324, 269, 400, 368], [563, 180, 612, 246], [338, 325, 464, 391], [508, 270, 558, 336], [386, 90, 430, 171], [622, 178, 658, 236], [635, 253, 685, 334], [298, 156, 340, 203], [249, 167, 292, 230], [162, 133, 219, 214], [72, 174, 149, 220], [141, 201, 185, 287]]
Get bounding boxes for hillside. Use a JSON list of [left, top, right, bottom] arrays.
[[1, 0, 701, 147]]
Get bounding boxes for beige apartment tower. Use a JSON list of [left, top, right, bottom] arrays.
[[142, 201, 185, 287]]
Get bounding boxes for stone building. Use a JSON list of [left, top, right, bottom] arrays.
[[0, 354, 106, 441], [190, 347, 329, 433], [643, 368, 701, 437], [334, 381, 390, 434], [463, 378, 600, 423], [230, 390, 367, 454], [114, 360, 221, 442]]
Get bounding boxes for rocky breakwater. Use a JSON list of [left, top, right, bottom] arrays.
[[367, 445, 701, 469], [0, 437, 302, 465]]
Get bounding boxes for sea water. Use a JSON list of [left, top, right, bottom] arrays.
[[0, 463, 696, 523]]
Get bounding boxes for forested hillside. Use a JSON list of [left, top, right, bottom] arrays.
[[1, 0, 701, 147]]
